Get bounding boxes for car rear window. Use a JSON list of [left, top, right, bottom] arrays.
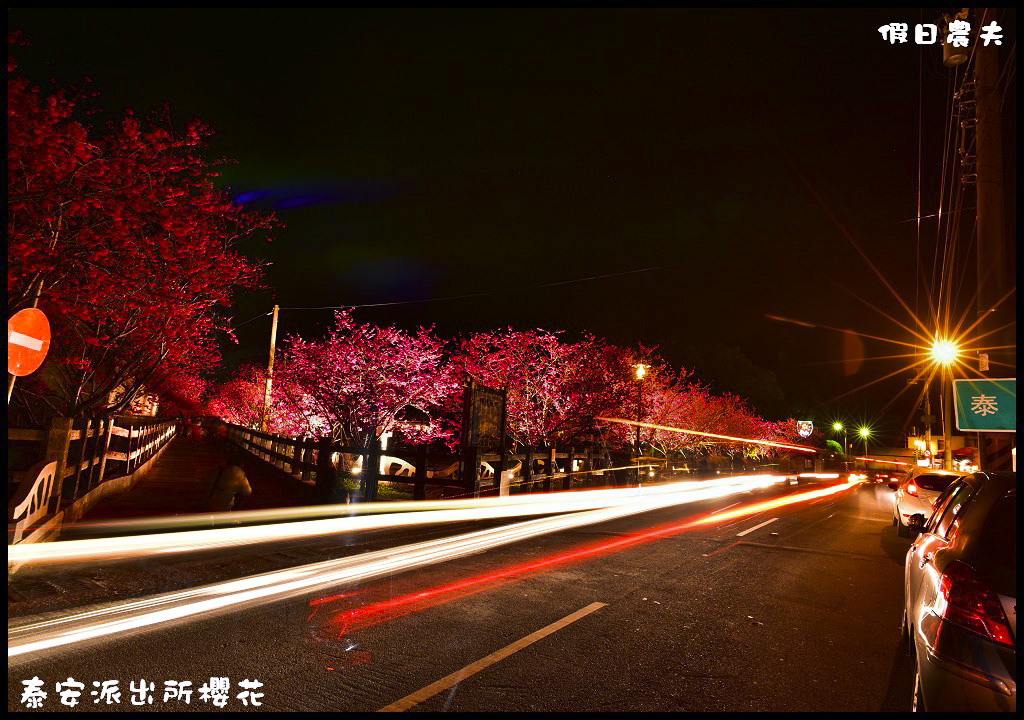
[[914, 473, 957, 492]]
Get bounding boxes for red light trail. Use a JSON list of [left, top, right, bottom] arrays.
[[320, 479, 859, 634]]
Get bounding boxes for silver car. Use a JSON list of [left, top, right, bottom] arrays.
[[893, 468, 962, 537], [903, 471, 1016, 711]]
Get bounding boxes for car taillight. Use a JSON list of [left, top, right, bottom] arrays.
[[906, 483, 918, 496], [934, 561, 1014, 647]]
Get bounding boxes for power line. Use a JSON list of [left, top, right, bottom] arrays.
[[275, 264, 676, 312], [230, 311, 274, 331]]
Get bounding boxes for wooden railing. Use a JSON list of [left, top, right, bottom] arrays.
[[220, 421, 634, 503], [7, 416, 179, 544], [8, 461, 57, 545]]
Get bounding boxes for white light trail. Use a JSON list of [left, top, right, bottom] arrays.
[[58, 462, 663, 535], [10, 477, 760, 568], [596, 416, 818, 454], [8, 475, 783, 660]]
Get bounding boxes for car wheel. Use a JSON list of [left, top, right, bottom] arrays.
[[912, 649, 925, 712], [892, 514, 898, 527], [896, 517, 911, 538]]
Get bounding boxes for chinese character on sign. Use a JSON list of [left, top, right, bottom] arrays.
[[57, 678, 85, 707], [915, 24, 938, 44], [971, 394, 998, 416], [20, 677, 47, 708], [92, 680, 121, 705], [164, 680, 194, 704], [947, 20, 971, 48], [237, 678, 265, 707], [200, 677, 232, 708], [878, 23, 909, 44], [129, 679, 155, 706], [979, 21, 1003, 46]]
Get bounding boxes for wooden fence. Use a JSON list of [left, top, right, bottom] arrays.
[[220, 421, 643, 503], [8, 416, 179, 545]]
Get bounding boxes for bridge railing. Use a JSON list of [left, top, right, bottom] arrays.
[[8, 416, 179, 545], [218, 421, 638, 503]]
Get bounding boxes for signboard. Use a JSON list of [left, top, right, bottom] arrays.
[[954, 378, 1016, 432], [7, 308, 51, 377], [461, 379, 507, 450], [796, 420, 813, 438]]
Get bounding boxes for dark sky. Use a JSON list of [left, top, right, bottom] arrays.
[[10, 8, 1013, 443]]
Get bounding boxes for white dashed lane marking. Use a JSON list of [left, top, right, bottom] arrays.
[[735, 517, 779, 537]]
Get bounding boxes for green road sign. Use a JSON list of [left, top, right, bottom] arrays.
[[953, 378, 1016, 432]]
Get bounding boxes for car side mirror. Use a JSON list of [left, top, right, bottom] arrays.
[[908, 513, 927, 534]]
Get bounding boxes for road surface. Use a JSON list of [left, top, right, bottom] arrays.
[[8, 480, 915, 712]]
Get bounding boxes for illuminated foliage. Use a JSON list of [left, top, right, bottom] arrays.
[[206, 364, 268, 430], [458, 329, 636, 448], [7, 39, 272, 419], [269, 311, 460, 447]]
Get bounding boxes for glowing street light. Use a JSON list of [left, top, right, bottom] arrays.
[[859, 426, 871, 455], [633, 363, 649, 482], [831, 422, 848, 456], [926, 337, 959, 471], [930, 338, 959, 365]]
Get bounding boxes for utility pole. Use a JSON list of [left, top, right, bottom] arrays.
[[260, 304, 279, 432], [974, 9, 1011, 470], [942, 370, 953, 470], [923, 388, 933, 465]]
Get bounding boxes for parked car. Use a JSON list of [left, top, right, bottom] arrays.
[[893, 468, 962, 537], [903, 471, 1016, 712]]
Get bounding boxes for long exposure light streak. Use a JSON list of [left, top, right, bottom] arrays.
[[596, 417, 818, 453], [51, 462, 660, 537], [10, 478, 745, 568], [854, 456, 910, 467], [8, 475, 789, 660], [323, 479, 862, 634]]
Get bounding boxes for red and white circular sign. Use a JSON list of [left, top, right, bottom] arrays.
[[8, 308, 51, 377]]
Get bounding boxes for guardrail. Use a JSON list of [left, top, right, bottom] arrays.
[[219, 422, 635, 503], [8, 417, 179, 547]]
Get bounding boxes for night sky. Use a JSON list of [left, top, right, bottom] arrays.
[[10, 8, 1014, 443]]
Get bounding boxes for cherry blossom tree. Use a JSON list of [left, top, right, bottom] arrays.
[[270, 311, 459, 448], [149, 370, 209, 418], [206, 364, 267, 430], [458, 329, 635, 448], [8, 38, 272, 419]]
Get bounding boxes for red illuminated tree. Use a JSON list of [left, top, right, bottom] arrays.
[[600, 354, 802, 461], [7, 39, 272, 419], [206, 364, 267, 429], [268, 311, 460, 447], [458, 329, 635, 448]]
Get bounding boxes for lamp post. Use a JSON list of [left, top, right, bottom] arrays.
[[859, 426, 871, 456], [929, 338, 959, 471], [832, 422, 848, 457], [633, 363, 648, 484]]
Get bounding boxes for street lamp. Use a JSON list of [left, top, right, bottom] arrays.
[[832, 422, 848, 457], [930, 338, 959, 365], [859, 426, 871, 456], [929, 337, 959, 471], [633, 363, 648, 484]]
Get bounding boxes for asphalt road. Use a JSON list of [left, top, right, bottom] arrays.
[[8, 480, 916, 712]]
